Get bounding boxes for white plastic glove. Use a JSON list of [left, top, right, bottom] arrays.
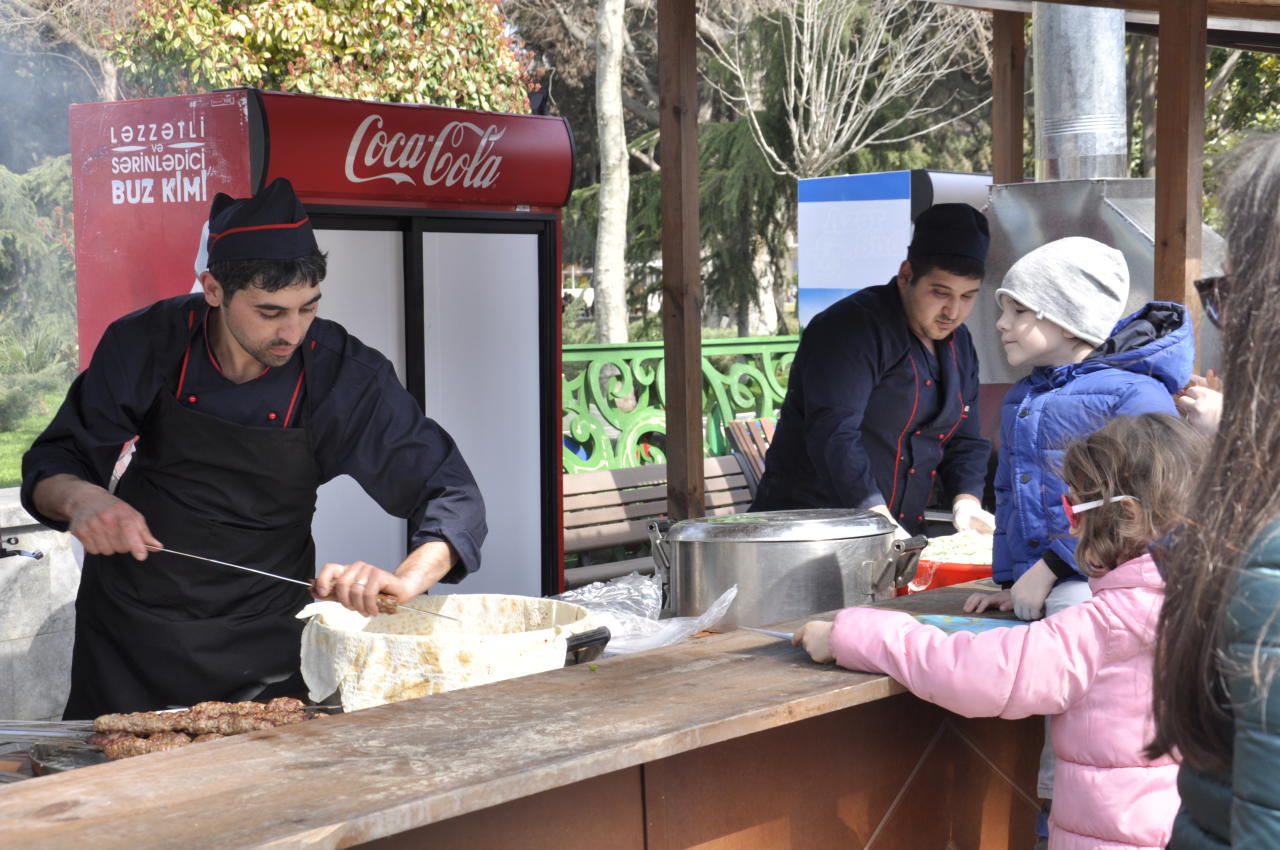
[[952, 496, 996, 534], [1010, 560, 1056, 621]]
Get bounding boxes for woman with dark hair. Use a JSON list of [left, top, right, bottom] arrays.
[[1148, 133, 1280, 848]]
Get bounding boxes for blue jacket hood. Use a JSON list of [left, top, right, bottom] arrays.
[[1031, 301, 1193, 395], [992, 301, 1193, 585]]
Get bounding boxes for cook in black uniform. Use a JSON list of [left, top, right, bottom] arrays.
[[751, 203, 995, 537], [21, 178, 487, 718]]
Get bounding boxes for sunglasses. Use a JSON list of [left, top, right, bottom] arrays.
[[1194, 275, 1226, 328], [1061, 493, 1138, 530]]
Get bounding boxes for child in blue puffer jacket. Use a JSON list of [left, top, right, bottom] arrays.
[[966, 236, 1193, 620], [963, 235, 1194, 829]]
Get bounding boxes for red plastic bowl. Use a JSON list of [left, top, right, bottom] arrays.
[[900, 558, 993, 595]]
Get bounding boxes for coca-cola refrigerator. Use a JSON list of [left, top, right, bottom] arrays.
[[69, 88, 573, 596]]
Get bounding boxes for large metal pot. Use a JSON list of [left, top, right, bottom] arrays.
[[649, 509, 927, 630]]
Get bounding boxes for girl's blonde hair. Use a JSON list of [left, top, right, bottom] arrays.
[[1059, 413, 1206, 577]]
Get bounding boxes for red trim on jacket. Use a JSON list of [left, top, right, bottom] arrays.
[[282, 370, 305, 429], [175, 310, 195, 398], [939, 339, 967, 444], [887, 354, 921, 514]]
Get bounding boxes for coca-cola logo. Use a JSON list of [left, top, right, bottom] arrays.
[[344, 114, 505, 189]]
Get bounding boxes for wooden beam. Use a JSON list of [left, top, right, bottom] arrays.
[[1206, 0, 1280, 17], [1153, 0, 1207, 316], [991, 10, 1027, 184], [968, 0, 1280, 21], [658, 0, 703, 521]]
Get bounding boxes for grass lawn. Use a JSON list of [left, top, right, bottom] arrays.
[[0, 391, 64, 488]]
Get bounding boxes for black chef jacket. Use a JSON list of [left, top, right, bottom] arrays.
[[751, 281, 989, 535], [21, 293, 486, 579]]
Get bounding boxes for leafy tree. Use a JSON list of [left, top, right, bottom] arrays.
[[1127, 42, 1280, 225], [506, 0, 663, 188], [533, 0, 994, 339], [112, 0, 538, 113], [565, 119, 791, 339], [1204, 49, 1280, 139], [509, 0, 663, 341], [0, 157, 73, 323], [0, 155, 77, 427], [1202, 49, 1280, 226]]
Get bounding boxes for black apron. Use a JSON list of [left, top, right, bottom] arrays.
[[63, 342, 321, 719]]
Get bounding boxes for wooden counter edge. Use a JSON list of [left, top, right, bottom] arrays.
[[0, 587, 995, 848]]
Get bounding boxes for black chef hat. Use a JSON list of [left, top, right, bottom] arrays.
[[907, 203, 990, 263], [206, 177, 319, 264]]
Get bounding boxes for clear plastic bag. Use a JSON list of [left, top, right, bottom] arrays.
[[554, 571, 738, 655]]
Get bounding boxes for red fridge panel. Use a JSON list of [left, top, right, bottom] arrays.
[[256, 91, 574, 210], [70, 91, 254, 366], [70, 89, 575, 366]]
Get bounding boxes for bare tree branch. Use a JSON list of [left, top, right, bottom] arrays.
[[622, 90, 659, 127], [629, 145, 660, 171], [701, 0, 990, 179], [1205, 49, 1242, 105], [551, 2, 593, 45], [0, 0, 130, 100], [868, 95, 994, 146]]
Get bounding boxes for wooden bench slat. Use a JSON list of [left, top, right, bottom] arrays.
[[724, 417, 776, 499], [564, 456, 744, 497], [564, 473, 748, 513], [561, 455, 755, 561], [748, 422, 772, 461], [564, 489, 666, 511], [566, 502, 748, 553], [563, 465, 671, 495], [565, 489, 748, 533], [703, 455, 742, 475], [564, 556, 656, 589], [567, 522, 659, 552]]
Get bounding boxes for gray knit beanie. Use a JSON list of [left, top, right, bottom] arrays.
[[995, 236, 1130, 346]]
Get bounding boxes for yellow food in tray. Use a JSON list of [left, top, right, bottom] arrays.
[[921, 530, 994, 565]]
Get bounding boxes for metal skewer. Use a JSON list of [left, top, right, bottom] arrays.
[[145, 546, 458, 620], [741, 626, 795, 640]]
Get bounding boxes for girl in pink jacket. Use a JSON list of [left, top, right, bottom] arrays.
[[794, 413, 1205, 850]]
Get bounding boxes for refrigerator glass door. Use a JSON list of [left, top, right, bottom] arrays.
[[422, 231, 541, 597], [309, 228, 409, 575]]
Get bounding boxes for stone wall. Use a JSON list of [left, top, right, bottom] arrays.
[[0, 487, 78, 720]]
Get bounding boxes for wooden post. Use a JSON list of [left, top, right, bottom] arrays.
[[658, 0, 703, 520], [1153, 0, 1207, 314], [991, 11, 1027, 185]]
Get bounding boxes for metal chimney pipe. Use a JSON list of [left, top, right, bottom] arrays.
[[1032, 3, 1128, 180]]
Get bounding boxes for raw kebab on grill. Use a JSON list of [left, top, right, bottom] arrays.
[[88, 696, 317, 759]]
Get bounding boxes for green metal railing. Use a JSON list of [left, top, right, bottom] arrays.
[[562, 336, 799, 473]]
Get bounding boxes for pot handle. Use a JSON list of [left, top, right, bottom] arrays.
[[648, 519, 672, 572], [565, 626, 612, 666], [876, 534, 928, 589]]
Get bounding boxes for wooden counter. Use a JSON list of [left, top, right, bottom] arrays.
[[0, 588, 1041, 848]]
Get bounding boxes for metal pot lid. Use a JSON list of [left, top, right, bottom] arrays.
[[663, 509, 892, 543]]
